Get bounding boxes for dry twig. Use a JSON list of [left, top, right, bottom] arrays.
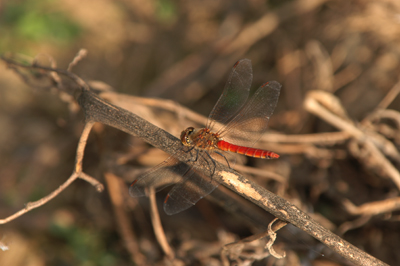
[[221, 219, 287, 265], [0, 122, 104, 224], [304, 90, 400, 190], [148, 187, 175, 260], [342, 197, 400, 216], [105, 172, 146, 265]]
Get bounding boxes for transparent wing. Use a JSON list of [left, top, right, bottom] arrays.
[[164, 169, 218, 215], [130, 150, 219, 215], [207, 59, 253, 133], [217, 81, 281, 148], [129, 156, 189, 197], [164, 153, 219, 215]]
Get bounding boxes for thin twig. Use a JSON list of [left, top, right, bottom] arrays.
[[338, 215, 372, 236], [342, 197, 400, 216], [0, 122, 102, 224], [100, 91, 352, 145], [234, 164, 286, 183], [221, 218, 288, 263], [105, 172, 146, 265], [265, 218, 286, 259], [224, 0, 329, 55], [376, 78, 400, 110], [68, 49, 88, 72], [304, 91, 400, 190], [1, 53, 90, 93], [149, 187, 175, 260]]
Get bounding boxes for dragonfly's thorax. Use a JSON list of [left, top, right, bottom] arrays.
[[180, 127, 220, 150]]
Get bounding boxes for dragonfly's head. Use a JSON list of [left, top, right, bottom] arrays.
[[180, 127, 195, 146]]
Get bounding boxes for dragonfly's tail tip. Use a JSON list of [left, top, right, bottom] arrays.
[[272, 153, 280, 159]]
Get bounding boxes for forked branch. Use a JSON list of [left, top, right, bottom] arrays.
[[0, 121, 104, 224]]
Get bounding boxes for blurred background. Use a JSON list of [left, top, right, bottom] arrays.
[[1, 0, 400, 265]]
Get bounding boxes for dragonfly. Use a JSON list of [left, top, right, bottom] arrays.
[[129, 59, 281, 215]]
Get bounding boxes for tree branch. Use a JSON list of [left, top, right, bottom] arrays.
[[78, 89, 388, 266]]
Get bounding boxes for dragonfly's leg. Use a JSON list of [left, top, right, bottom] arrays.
[[182, 146, 197, 163], [205, 151, 217, 177], [193, 149, 200, 162], [213, 151, 231, 169], [197, 152, 213, 177], [195, 150, 200, 161]]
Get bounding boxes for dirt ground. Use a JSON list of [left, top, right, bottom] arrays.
[[1, 0, 400, 265]]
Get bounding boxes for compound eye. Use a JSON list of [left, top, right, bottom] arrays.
[[186, 127, 194, 135], [180, 127, 195, 146]]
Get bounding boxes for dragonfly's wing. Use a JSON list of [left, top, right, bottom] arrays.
[[164, 153, 219, 215], [207, 59, 253, 132], [218, 81, 281, 148], [163, 168, 218, 215], [129, 156, 189, 197], [130, 151, 218, 215]]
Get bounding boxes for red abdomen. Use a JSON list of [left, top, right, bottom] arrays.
[[217, 140, 279, 159]]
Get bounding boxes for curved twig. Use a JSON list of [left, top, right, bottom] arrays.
[[149, 187, 175, 260], [105, 172, 146, 265], [0, 122, 103, 224], [304, 90, 400, 190]]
